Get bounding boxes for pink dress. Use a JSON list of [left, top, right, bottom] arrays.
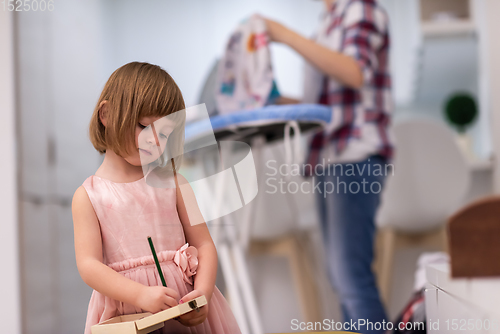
[[82, 175, 241, 334]]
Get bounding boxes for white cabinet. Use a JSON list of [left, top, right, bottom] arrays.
[[425, 264, 500, 334]]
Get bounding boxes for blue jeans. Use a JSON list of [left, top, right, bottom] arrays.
[[315, 155, 388, 334]]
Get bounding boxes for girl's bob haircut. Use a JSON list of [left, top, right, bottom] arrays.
[[89, 62, 186, 160]]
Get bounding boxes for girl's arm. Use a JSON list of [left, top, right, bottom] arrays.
[[174, 173, 217, 326], [175, 174, 217, 301], [263, 18, 363, 89], [73, 186, 179, 313]]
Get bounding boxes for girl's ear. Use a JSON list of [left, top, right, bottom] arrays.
[[98, 100, 109, 127]]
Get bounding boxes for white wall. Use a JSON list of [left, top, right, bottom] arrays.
[[100, 0, 323, 106], [482, 0, 500, 192], [0, 9, 21, 334]]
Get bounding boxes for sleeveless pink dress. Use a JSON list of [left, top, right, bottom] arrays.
[[82, 175, 241, 334]]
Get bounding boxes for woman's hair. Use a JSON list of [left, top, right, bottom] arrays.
[[89, 62, 186, 158]]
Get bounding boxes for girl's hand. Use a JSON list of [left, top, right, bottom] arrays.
[[177, 290, 209, 327], [136, 286, 179, 314], [262, 17, 293, 45]]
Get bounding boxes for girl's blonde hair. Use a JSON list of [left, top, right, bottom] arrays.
[[89, 62, 185, 157]]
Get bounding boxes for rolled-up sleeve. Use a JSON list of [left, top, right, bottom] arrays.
[[341, 1, 389, 85]]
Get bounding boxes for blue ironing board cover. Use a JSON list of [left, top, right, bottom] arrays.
[[185, 104, 331, 141]]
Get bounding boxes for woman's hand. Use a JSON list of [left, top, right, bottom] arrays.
[[262, 17, 293, 44], [136, 285, 179, 314], [262, 16, 363, 89], [275, 96, 302, 105], [177, 289, 209, 327]]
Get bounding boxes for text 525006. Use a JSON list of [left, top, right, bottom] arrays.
[[2, 0, 54, 11]]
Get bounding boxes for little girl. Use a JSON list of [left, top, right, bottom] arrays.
[[72, 61, 241, 334]]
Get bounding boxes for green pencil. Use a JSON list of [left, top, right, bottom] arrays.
[[147, 236, 167, 287]]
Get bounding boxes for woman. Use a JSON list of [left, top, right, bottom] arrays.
[[264, 1, 393, 333]]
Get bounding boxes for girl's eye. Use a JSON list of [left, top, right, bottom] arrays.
[[160, 133, 168, 139], [138, 123, 147, 129]]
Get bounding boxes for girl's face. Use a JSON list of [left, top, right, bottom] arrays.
[[124, 115, 176, 166]]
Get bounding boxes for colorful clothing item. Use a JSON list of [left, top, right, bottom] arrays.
[[303, 0, 393, 173], [216, 15, 279, 114]]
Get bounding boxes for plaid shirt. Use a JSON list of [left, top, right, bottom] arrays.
[[304, 0, 393, 176]]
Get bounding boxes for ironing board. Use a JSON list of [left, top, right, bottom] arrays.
[[186, 104, 331, 143], [184, 104, 332, 334]]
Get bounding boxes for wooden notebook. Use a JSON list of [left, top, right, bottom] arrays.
[[91, 295, 207, 334]]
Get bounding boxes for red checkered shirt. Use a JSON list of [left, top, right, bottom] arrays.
[[304, 0, 393, 176]]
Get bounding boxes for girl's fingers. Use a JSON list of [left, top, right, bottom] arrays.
[[179, 306, 208, 324], [163, 296, 178, 308], [179, 290, 202, 303], [180, 315, 206, 327], [164, 288, 180, 301], [181, 305, 206, 316], [190, 315, 208, 326]]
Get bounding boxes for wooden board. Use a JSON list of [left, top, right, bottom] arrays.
[[136, 296, 207, 330], [91, 295, 207, 334], [448, 196, 500, 277]]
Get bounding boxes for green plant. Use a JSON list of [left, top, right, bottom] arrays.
[[444, 93, 478, 133]]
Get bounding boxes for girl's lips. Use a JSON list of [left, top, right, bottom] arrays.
[[139, 148, 152, 155]]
